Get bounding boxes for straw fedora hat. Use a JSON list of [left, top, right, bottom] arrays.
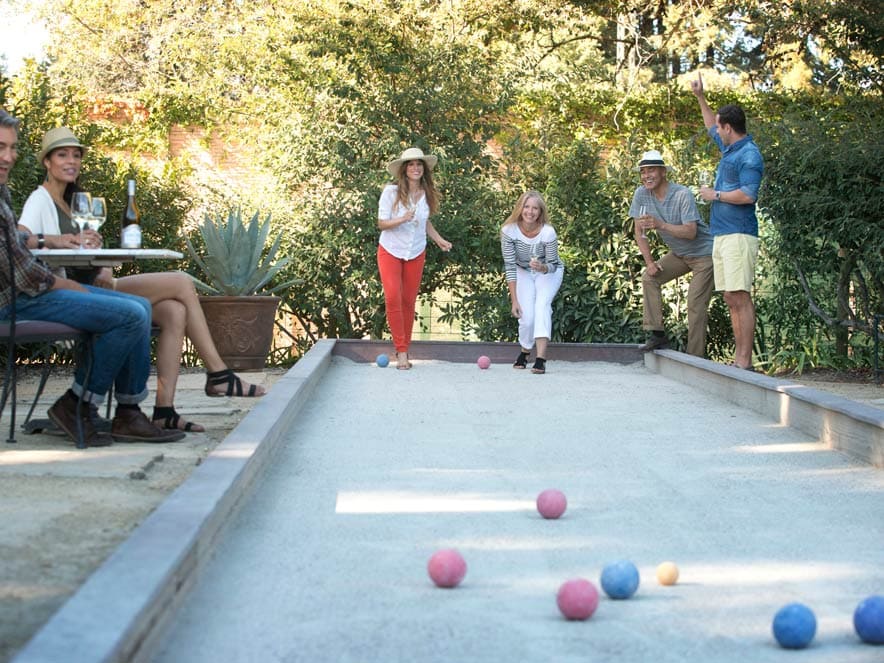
[[636, 149, 672, 171], [38, 127, 86, 163], [386, 147, 437, 177]]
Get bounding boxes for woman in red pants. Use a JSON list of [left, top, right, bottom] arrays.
[[377, 147, 452, 370]]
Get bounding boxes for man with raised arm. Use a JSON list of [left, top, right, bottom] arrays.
[[690, 73, 764, 370]]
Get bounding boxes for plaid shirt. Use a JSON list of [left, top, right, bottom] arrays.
[[0, 184, 55, 311]]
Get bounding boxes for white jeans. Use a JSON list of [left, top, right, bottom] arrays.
[[515, 266, 564, 350]]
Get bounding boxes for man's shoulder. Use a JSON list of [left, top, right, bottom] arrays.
[[668, 182, 691, 197]]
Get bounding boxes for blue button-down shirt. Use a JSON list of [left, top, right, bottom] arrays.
[[710, 128, 764, 237]]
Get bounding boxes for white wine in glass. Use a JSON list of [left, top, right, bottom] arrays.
[[698, 171, 712, 205], [70, 192, 92, 249], [530, 241, 542, 273], [89, 197, 107, 233], [639, 204, 648, 239]]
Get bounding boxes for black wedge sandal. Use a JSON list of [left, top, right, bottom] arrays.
[[531, 358, 547, 374], [152, 406, 205, 433], [205, 368, 265, 397], [513, 351, 530, 369]]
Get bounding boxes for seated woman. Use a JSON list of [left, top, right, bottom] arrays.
[[19, 127, 265, 432]]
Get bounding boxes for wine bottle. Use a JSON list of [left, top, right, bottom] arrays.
[[120, 179, 142, 249]]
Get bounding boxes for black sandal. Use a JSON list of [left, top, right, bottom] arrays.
[[205, 368, 264, 397], [513, 351, 530, 369], [152, 406, 204, 433], [531, 358, 546, 374]]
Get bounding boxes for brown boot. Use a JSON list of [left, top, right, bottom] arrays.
[[111, 408, 186, 443], [47, 391, 114, 448]]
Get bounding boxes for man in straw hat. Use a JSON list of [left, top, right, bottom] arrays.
[[631, 149, 714, 356], [0, 112, 184, 447], [691, 72, 764, 370]]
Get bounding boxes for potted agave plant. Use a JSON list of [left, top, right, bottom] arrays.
[[185, 208, 299, 370]]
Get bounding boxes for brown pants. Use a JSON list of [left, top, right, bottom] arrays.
[[642, 252, 714, 357]]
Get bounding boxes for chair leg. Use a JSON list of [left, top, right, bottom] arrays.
[[105, 383, 114, 421], [2, 350, 15, 444], [74, 336, 94, 450], [23, 357, 54, 428]]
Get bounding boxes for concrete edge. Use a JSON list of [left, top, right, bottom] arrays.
[[11, 341, 881, 663], [11, 339, 337, 663], [332, 338, 644, 365], [644, 349, 883, 468]]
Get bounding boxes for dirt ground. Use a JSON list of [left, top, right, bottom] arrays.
[[0, 367, 286, 663], [0, 363, 880, 663]]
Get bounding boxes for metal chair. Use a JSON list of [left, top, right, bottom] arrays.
[[0, 320, 93, 446]]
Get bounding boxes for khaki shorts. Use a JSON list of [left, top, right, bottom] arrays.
[[712, 234, 759, 292]]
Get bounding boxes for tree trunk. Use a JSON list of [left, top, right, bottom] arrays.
[[835, 254, 855, 358]]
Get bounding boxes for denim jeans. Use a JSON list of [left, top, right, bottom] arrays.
[[0, 285, 152, 404]]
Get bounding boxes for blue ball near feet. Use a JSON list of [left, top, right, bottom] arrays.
[[772, 603, 816, 649], [600, 560, 640, 600], [854, 595, 884, 644], [376, 354, 389, 368]]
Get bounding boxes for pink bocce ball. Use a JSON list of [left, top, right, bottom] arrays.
[[477, 355, 491, 370], [536, 489, 567, 519], [428, 549, 467, 588], [557, 578, 599, 620]]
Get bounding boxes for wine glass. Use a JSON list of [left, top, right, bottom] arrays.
[[88, 197, 106, 233], [70, 192, 92, 250], [639, 204, 648, 239], [530, 242, 542, 273], [698, 171, 712, 205]]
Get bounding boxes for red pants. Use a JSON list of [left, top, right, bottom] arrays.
[[377, 244, 426, 353]]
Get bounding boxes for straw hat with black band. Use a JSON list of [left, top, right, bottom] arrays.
[[38, 127, 86, 163]]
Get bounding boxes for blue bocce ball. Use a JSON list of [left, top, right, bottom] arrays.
[[600, 560, 640, 600], [772, 603, 816, 649], [854, 595, 884, 644]]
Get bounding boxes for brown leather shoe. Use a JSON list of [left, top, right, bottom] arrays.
[[111, 408, 186, 443], [48, 392, 114, 448], [638, 334, 670, 352]]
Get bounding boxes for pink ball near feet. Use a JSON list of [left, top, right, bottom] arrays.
[[427, 549, 467, 588], [536, 489, 567, 519], [477, 355, 491, 369], [557, 578, 599, 620]]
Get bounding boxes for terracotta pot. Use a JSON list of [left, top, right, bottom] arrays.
[[198, 295, 281, 371]]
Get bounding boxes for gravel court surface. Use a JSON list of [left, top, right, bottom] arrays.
[[151, 357, 884, 663]]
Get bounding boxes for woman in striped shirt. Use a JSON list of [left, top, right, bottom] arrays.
[[500, 191, 563, 374]]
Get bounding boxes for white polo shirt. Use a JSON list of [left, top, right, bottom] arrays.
[[378, 184, 428, 260]]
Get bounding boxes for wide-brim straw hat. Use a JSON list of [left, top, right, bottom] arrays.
[[636, 149, 671, 171], [386, 147, 437, 177], [38, 127, 86, 163]]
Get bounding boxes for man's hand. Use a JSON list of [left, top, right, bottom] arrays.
[[690, 71, 704, 97]]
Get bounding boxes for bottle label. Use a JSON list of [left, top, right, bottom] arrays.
[[121, 225, 142, 249]]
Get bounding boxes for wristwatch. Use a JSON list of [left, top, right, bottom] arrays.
[[715, 191, 722, 202], [36, 233, 45, 249]]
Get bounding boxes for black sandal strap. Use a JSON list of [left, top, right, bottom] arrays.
[[513, 351, 530, 368], [206, 368, 260, 397], [206, 368, 238, 396], [152, 406, 196, 432]]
